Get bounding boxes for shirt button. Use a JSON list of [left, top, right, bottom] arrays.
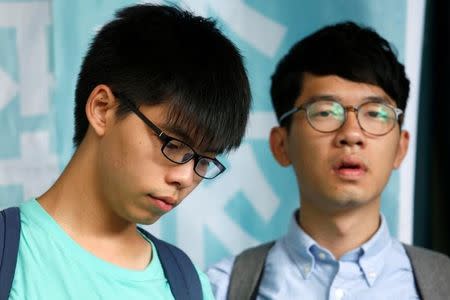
[[303, 263, 311, 273], [318, 252, 326, 260], [335, 288, 345, 300]]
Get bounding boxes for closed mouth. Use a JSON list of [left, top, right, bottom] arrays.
[[147, 194, 177, 212], [149, 195, 176, 205]]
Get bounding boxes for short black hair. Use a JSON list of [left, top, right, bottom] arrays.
[[271, 21, 409, 128], [74, 4, 251, 153]]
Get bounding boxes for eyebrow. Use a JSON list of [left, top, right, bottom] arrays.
[[363, 96, 396, 106], [304, 95, 396, 106]]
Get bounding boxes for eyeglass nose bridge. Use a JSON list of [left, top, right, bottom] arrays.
[[337, 105, 364, 131], [344, 106, 358, 113]]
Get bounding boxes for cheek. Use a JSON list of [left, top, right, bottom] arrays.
[[97, 138, 132, 196], [100, 127, 151, 185], [361, 139, 400, 194], [103, 132, 133, 171], [373, 141, 399, 176], [377, 134, 401, 163], [288, 136, 329, 180]]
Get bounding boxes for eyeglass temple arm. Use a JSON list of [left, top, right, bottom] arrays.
[[119, 95, 165, 138], [393, 107, 403, 118], [279, 107, 301, 123]]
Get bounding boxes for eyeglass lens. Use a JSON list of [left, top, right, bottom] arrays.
[[306, 100, 397, 135]]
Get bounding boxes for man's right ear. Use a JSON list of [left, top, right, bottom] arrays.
[[85, 84, 118, 138], [269, 126, 291, 167]]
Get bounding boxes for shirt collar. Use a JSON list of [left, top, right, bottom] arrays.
[[282, 210, 320, 279], [282, 210, 393, 285], [357, 214, 392, 286]]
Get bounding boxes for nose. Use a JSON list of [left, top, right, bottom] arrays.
[[165, 159, 198, 188], [334, 108, 365, 148]]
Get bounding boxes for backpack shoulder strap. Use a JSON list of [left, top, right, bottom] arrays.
[[228, 241, 276, 300], [403, 244, 450, 299], [137, 227, 202, 300], [0, 207, 21, 300]]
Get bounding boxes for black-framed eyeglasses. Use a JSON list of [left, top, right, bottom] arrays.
[[117, 94, 226, 179], [279, 98, 404, 136]]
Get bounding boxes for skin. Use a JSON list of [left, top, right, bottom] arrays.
[[270, 73, 409, 259], [38, 85, 203, 270]]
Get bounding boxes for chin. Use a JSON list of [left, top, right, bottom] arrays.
[[133, 213, 162, 225], [335, 195, 374, 209], [325, 190, 371, 208], [123, 208, 162, 225], [336, 199, 365, 209], [139, 218, 160, 225]]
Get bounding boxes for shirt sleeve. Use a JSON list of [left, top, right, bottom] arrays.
[[205, 256, 236, 300]]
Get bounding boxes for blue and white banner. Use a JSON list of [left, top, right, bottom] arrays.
[[0, 0, 424, 268]]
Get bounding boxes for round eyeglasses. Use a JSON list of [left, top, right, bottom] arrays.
[[279, 99, 403, 136], [118, 94, 226, 179]]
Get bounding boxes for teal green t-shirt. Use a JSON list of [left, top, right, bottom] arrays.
[[9, 199, 214, 300]]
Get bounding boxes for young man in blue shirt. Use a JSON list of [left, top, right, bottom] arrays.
[[207, 22, 450, 300], [2, 4, 250, 299]]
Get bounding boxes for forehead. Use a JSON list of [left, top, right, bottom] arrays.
[[296, 73, 396, 106]]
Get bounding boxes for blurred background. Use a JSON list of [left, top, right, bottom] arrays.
[[0, 0, 448, 269]]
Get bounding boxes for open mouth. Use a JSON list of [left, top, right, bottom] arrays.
[[338, 161, 363, 170], [333, 159, 367, 178]]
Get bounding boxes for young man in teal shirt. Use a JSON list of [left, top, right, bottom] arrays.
[[5, 4, 250, 299]]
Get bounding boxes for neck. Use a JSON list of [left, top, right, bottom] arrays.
[[37, 136, 150, 270], [39, 139, 133, 237], [298, 199, 381, 259]]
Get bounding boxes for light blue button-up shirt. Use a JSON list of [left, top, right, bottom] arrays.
[[207, 212, 420, 300]]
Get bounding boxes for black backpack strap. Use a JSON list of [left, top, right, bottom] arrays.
[[137, 227, 203, 300], [0, 207, 21, 300], [403, 244, 450, 300], [227, 241, 275, 300]]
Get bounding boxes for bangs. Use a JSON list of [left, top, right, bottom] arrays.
[[164, 92, 248, 154]]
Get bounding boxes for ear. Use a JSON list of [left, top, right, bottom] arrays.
[[393, 130, 410, 169], [269, 126, 291, 167], [85, 84, 118, 138]]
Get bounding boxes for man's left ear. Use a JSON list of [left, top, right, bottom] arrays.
[[393, 130, 410, 169]]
